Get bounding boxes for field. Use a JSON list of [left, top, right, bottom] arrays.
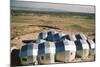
[[11, 11, 95, 49]]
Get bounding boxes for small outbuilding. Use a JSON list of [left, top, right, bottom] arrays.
[[53, 33, 61, 42], [36, 39, 46, 44], [38, 32, 47, 39], [87, 39, 95, 56], [75, 40, 89, 58], [37, 41, 56, 64], [45, 31, 55, 41], [55, 39, 76, 62], [19, 43, 38, 65], [69, 34, 77, 41], [61, 34, 77, 41], [75, 33, 87, 40]]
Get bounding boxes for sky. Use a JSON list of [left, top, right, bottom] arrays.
[[14, 0, 95, 5], [11, 0, 95, 13]]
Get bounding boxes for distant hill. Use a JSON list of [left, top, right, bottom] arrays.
[[11, 1, 95, 14]]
